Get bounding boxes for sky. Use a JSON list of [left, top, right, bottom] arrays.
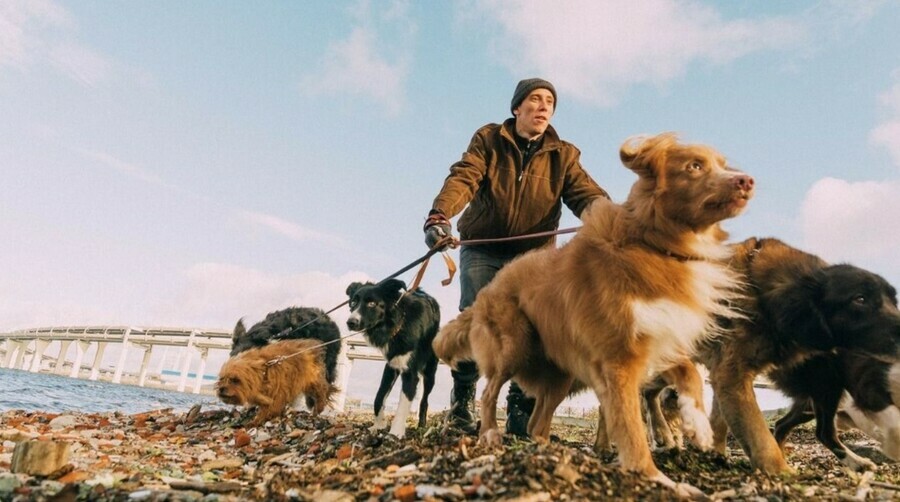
[[2, 0, 900, 343]]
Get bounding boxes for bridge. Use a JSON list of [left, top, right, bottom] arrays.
[[0, 325, 383, 412]]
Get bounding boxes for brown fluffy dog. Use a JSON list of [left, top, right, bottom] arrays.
[[700, 237, 900, 474], [216, 339, 337, 427], [434, 133, 754, 493]]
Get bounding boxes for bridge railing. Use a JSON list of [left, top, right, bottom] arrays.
[[0, 326, 385, 411]]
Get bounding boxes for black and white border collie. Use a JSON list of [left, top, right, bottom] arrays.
[[346, 279, 440, 438]]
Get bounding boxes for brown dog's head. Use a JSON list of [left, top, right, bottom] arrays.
[[216, 354, 273, 407], [620, 133, 755, 232]]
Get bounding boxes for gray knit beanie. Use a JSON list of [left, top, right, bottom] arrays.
[[510, 78, 557, 114]]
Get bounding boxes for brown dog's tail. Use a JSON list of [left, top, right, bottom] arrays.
[[433, 308, 476, 369]]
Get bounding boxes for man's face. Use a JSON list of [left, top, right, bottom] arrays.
[[514, 88, 554, 139]]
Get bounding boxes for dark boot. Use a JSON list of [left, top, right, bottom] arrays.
[[449, 362, 478, 434], [505, 381, 535, 438]]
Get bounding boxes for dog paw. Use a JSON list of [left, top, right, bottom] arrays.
[[369, 415, 388, 433], [478, 428, 502, 447], [649, 473, 704, 499], [841, 452, 877, 472], [388, 426, 407, 439], [673, 482, 705, 499], [678, 397, 714, 451]]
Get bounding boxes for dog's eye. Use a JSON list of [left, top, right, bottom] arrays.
[[852, 295, 866, 305], [367, 301, 377, 308], [688, 161, 703, 171]]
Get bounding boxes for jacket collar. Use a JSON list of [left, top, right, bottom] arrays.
[[501, 118, 561, 151]]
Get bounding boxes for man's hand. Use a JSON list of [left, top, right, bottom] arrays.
[[424, 212, 452, 250]]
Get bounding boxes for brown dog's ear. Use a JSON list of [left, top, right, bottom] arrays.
[[620, 133, 677, 179], [233, 318, 246, 341]]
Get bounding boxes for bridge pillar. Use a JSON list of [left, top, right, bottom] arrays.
[[12, 341, 28, 369], [2, 340, 15, 368], [177, 330, 198, 392], [137, 345, 153, 387], [193, 347, 209, 394], [70, 340, 91, 378], [54, 340, 73, 374], [90, 342, 108, 381], [28, 339, 50, 372], [333, 347, 353, 413], [112, 328, 133, 384]]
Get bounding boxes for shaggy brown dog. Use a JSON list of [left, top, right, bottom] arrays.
[[701, 237, 900, 474], [434, 133, 754, 493], [216, 339, 337, 427]]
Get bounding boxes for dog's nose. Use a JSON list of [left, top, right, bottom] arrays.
[[347, 318, 360, 331], [733, 174, 754, 191]]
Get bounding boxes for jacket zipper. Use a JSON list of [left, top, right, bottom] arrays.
[[510, 144, 552, 234]]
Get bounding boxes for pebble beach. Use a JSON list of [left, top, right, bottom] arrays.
[[1, 405, 899, 501]]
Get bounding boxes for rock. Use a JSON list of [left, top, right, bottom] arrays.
[[48, 415, 78, 430], [417, 483, 465, 499], [168, 480, 243, 494], [393, 483, 416, 502], [553, 463, 582, 484], [308, 489, 355, 502], [11, 440, 71, 476], [38, 480, 65, 497], [336, 444, 353, 460], [128, 489, 154, 500], [200, 457, 244, 471], [0, 428, 37, 443], [234, 430, 252, 447], [0, 472, 23, 493]]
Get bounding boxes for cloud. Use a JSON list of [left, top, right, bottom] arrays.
[[236, 210, 348, 248], [48, 41, 110, 87], [300, 1, 413, 116], [0, 0, 111, 87], [800, 178, 900, 274], [469, 0, 807, 107], [869, 72, 900, 167], [76, 148, 168, 186], [158, 262, 370, 330], [0, 0, 69, 68]]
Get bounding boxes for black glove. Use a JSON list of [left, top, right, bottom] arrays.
[[423, 211, 452, 250]]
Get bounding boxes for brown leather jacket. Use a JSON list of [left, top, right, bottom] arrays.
[[431, 118, 609, 255]]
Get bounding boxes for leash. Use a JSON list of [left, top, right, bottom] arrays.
[[265, 329, 364, 367], [263, 227, 581, 367]]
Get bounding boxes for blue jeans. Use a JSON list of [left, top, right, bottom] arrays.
[[452, 245, 516, 384]]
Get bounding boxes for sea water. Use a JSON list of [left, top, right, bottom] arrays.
[[1, 363, 790, 417], [0, 368, 215, 415]]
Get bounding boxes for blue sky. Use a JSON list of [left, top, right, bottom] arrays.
[[2, 0, 900, 336]]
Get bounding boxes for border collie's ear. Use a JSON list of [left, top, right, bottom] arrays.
[[770, 272, 833, 350], [620, 133, 676, 179], [233, 318, 246, 341], [379, 278, 407, 303], [346, 282, 364, 298]]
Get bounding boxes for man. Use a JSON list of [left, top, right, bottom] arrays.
[[423, 78, 609, 436]]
